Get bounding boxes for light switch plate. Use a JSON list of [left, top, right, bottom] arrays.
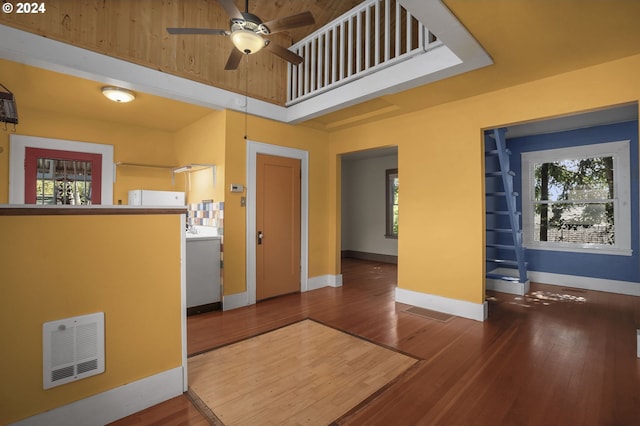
[[230, 183, 244, 193]]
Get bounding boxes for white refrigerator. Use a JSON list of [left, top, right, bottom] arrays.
[[128, 190, 185, 206]]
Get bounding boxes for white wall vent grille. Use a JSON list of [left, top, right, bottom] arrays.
[[43, 312, 105, 389]]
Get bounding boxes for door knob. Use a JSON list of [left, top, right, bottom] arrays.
[[257, 231, 263, 245]]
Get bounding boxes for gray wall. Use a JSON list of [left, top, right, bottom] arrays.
[[341, 153, 398, 256]]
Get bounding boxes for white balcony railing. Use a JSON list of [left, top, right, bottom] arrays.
[[286, 0, 441, 106]]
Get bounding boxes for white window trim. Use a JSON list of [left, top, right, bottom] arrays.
[[9, 135, 114, 205], [386, 169, 399, 238], [521, 140, 632, 256]]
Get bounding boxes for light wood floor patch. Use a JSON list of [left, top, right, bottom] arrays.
[[188, 319, 418, 425]]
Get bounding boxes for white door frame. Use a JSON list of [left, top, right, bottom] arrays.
[[246, 140, 309, 305]]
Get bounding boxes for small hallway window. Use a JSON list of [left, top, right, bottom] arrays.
[[386, 168, 398, 238]]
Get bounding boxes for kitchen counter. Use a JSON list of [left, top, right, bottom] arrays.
[[0, 204, 187, 216], [186, 233, 221, 240], [185, 225, 221, 240]]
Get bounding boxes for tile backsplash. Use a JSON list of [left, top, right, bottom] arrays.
[[187, 201, 224, 235]]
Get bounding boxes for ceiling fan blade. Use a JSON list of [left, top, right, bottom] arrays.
[[263, 11, 315, 34], [217, 0, 243, 21], [266, 42, 304, 66], [225, 48, 244, 70], [167, 28, 228, 35]]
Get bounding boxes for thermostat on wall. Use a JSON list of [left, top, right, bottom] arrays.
[[230, 184, 244, 193]]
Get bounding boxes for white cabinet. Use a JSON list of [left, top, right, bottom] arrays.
[[186, 237, 221, 314]]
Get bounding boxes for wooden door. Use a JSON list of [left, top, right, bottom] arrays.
[[256, 154, 301, 301]]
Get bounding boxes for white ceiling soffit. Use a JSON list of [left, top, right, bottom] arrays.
[[0, 0, 491, 124], [0, 24, 286, 122], [506, 103, 639, 139]]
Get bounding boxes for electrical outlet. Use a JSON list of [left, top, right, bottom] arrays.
[[230, 183, 244, 193]]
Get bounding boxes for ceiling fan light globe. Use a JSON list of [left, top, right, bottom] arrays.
[[231, 29, 265, 54]]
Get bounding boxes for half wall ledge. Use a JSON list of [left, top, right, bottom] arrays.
[[0, 205, 187, 216]]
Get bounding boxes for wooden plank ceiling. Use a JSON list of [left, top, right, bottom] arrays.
[[0, 0, 365, 105]]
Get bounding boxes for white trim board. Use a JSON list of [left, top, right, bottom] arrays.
[[12, 367, 183, 426], [223, 291, 249, 311], [486, 277, 530, 296], [395, 288, 488, 322], [179, 219, 188, 392], [308, 274, 343, 291], [528, 271, 640, 297], [246, 141, 309, 306], [491, 267, 640, 297], [223, 274, 343, 309]]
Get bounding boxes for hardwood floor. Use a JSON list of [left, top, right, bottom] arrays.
[[112, 259, 640, 425]]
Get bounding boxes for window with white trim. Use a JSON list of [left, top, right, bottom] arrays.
[[385, 168, 398, 238], [9, 135, 113, 205], [521, 140, 631, 256]]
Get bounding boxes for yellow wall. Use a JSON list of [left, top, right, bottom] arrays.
[[329, 53, 640, 304], [0, 105, 179, 205], [0, 213, 183, 424], [2, 51, 640, 423], [173, 110, 227, 205], [221, 110, 332, 295]]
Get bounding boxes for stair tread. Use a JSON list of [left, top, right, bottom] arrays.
[[486, 211, 522, 215], [486, 273, 522, 282], [487, 228, 522, 234], [486, 243, 517, 249], [486, 191, 519, 197], [486, 258, 528, 266], [486, 148, 512, 156], [485, 171, 516, 177]]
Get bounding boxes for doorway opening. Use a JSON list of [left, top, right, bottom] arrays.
[[340, 146, 399, 286], [484, 102, 639, 297]]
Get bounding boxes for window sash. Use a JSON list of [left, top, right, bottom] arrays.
[[386, 168, 398, 238], [521, 140, 631, 256], [25, 147, 102, 205]]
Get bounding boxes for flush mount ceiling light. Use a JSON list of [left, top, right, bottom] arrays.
[[101, 86, 135, 103]]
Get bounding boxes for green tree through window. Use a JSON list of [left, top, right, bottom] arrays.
[[534, 156, 614, 245], [386, 169, 398, 237]]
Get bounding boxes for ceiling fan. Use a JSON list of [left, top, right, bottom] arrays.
[[167, 0, 315, 71]]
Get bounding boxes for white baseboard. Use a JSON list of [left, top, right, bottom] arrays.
[[223, 291, 249, 311], [307, 274, 343, 291], [395, 288, 488, 321], [491, 268, 640, 297], [12, 366, 183, 426], [223, 275, 342, 311], [486, 278, 530, 296]]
